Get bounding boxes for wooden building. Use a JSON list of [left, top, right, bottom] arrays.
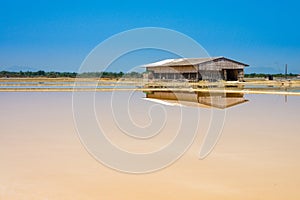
[[144, 57, 249, 81]]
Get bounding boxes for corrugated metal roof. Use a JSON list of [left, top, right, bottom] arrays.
[[144, 56, 249, 67]]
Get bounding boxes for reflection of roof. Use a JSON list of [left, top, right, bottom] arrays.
[[197, 97, 248, 109], [144, 57, 249, 67]]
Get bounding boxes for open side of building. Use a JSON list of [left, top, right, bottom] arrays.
[[144, 57, 249, 82]]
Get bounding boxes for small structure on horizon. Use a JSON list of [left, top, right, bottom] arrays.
[[144, 57, 249, 82]]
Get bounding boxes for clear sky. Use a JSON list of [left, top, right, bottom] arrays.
[[1, 0, 299, 73]]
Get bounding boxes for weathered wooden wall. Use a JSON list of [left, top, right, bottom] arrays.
[[198, 59, 245, 71], [147, 66, 198, 73]]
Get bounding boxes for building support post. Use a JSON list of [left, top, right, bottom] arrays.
[[223, 70, 227, 81]]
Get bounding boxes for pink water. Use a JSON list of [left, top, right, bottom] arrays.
[[0, 92, 299, 199]]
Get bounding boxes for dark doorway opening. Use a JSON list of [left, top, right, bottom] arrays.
[[226, 69, 238, 81]]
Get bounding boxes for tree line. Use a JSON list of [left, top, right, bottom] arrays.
[[244, 73, 298, 78], [0, 70, 298, 79], [0, 70, 143, 78]]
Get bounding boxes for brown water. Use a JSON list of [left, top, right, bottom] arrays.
[[0, 92, 299, 199]]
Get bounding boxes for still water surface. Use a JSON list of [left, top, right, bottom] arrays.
[[0, 91, 299, 199]]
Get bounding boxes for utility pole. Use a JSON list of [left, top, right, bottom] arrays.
[[284, 64, 288, 103], [285, 64, 288, 79]]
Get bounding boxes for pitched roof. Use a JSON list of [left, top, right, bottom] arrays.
[[144, 56, 249, 67]]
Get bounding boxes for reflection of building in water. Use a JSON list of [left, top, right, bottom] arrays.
[[145, 90, 248, 109]]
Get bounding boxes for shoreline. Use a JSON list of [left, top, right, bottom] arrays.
[[0, 78, 299, 96], [0, 87, 299, 96]]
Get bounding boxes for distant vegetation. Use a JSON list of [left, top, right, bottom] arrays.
[[0, 70, 77, 78], [0, 71, 142, 79], [0, 70, 298, 79], [244, 73, 298, 78]]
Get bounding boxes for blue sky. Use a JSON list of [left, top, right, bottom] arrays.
[[0, 0, 299, 73]]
